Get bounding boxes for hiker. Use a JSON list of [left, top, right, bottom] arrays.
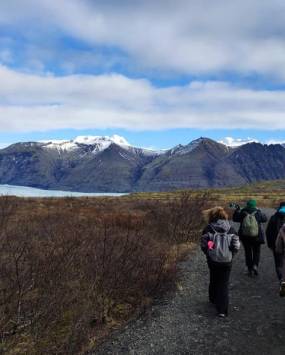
[[266, 202, 285, 282], [201, 207, 240, 317], [233, 199, 267, 276], [275, 223, 285, 297]]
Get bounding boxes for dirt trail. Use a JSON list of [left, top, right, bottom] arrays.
[[94, 209, 285, 355]]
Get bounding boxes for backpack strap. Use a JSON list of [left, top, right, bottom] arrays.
[[209, 223, 230, 235], [245, 210, 257, 216]]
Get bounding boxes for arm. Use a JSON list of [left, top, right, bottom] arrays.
[[229, 226, 237, 235], [259, 210, 268, 223], [266, 216, 276, 249], [200, 233, 209, 255], [230, 234, 240, 254], [232, 209, 242, 223], [201, 224, 212, 254], [275, 233, 284, 254]]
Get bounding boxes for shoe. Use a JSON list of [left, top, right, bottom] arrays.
[[280, 282, 285, 297], [252, 265, 258, 276], [245, 269, 253, 277], [218, 313, 226, 318]]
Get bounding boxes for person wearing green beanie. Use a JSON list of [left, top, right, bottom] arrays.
[[247, 199, 257, 209], [233, 199, 267, 276]]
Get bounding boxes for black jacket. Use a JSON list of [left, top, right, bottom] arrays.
[[232, 207, 267, 244], [266, 211, 285, 249]]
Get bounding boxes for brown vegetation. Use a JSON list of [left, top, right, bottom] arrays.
[[0, 193, 207, 354]]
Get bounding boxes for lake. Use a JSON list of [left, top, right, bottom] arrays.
[[0, 184, 127, 198]]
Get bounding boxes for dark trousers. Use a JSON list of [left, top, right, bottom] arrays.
[[208, 261, 231, 314], [273, 250, 284, 281], [242, 239, 261, 270]]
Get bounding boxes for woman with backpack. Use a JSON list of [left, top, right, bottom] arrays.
[[201, 207, 240, 317], [233, 199, 267, 276]]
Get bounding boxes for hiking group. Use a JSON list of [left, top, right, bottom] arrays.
[[201, 200, 285, 318]]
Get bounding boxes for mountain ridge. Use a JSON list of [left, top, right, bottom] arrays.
[[0, 136, 285, 192]]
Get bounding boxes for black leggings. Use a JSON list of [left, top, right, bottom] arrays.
[[242, 239, 261, 270], [208, 261, 231, 314], [273, 250, 284, 281]]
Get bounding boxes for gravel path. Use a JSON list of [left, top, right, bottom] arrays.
[[94, 209, 285, 355]]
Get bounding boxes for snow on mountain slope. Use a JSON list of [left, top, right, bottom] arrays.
[[42, 135, 130, 153], [170, 137, 216, 155], [41, 135, 162, 157]]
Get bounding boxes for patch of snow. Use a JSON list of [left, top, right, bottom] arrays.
[[119, 152, 132, 161], [43, 140, 78, 152], [140, 147, 166, 156], [171, 138, 206, 155], [91, 141, 112, 154]]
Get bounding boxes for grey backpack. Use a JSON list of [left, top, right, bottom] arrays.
[[207, 230, 233, 263]]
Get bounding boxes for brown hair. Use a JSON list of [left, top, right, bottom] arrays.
[[205, 206, 228, 223]]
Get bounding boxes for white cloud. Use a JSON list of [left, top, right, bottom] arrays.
[[219, 137, 259, 147], [266, 139, 285, 145], [219, 137, 285, 147], [1, 0, 285, 77], [1, 65, 285, 132]]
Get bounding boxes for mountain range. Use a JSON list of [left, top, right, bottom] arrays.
[[0, 135, 285, 192]]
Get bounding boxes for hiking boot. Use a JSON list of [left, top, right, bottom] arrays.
[[252, 265, 258, 276], [245, 268, 253, 277], [218, 313, 226, 318], [280, 282, 285, 297]]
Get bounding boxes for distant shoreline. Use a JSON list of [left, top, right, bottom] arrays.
[[0, 184, 128, 198]]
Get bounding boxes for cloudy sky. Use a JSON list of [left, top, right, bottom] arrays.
[[0, 0, 285, 148]]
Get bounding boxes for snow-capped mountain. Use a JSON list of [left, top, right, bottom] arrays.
[[0, 136, 285, 192], [40, 135, 163, 158], [42, 135, 130, 153], [169, 137, 230, 155]]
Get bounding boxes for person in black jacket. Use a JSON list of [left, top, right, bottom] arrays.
[[233, 199, 267, 276], [201, 207, 240, 317], [266, 202, 285, 281]]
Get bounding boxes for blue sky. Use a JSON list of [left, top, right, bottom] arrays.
[[1, 0, 285, 148]]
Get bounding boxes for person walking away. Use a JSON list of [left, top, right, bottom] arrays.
[[233, 199, 267, 276], [266, 202, 285, 282], [201, 207, 240, 317], [275, 223, 285, 297]]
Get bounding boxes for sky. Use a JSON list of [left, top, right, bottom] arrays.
[[1, 0, 285, 149]]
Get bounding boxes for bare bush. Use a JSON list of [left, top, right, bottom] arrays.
[[0, 193, 206, 354], [146, 192, 209, 244]]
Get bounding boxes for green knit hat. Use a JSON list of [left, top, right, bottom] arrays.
[[247, 199, 257, 209]]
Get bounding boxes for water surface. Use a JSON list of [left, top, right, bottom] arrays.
[[0, 184, 127, 198]]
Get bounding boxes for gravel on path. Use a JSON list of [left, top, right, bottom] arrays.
[[94, 209, 285, 355]]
